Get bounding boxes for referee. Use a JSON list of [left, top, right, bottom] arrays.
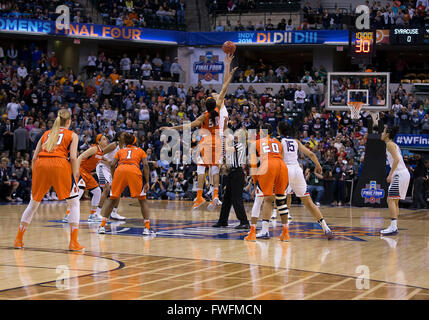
[[212, 130, 250, 229]]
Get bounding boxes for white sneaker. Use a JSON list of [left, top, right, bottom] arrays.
[[256, 230, 270, 239], [380, 225, 398, 236], [213, 197, 222, 206], [62, 214, 69, 223], [15, 197, 23, 202], [142, 228, 156, 237], [288, 214, 293, 220], [50, 192, 58, 201], [97, 226, 106, 234], [315, 202, 321, 207], [45, 194, 52, 201], [110, 211, 126, 220]]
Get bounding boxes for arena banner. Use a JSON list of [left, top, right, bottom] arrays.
[[190, 48, 225, 84], [187, 30, 349, 45], [0, 17, 186, 44], [0, 17, 391, 46], [395, 134, 429, 148]]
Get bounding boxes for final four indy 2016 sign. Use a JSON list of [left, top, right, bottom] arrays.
[[193, 51, 224, 82], [361, 181, 385, 204]]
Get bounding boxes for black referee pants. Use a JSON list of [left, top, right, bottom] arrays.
[[217, 168, 248, 225]]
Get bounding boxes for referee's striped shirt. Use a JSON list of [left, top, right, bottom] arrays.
[[226, 141, 246, 169]]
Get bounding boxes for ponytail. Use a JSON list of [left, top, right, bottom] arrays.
[[43, 109, 71, 153], [205, 97, 218, 125], [210, 109, 218, 125], [43, 116, 61, 153]]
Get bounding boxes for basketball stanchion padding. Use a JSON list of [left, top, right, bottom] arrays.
[[352, 133, 389, 208]]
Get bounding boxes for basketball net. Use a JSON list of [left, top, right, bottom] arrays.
[[347, 101, 365, 120]]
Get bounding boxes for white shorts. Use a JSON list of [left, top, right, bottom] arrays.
[[285, 164, 309, 198], [96, 163, 112, 187], [388, 169, 410, 200]]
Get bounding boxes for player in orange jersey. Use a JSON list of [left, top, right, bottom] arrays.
[[160, 63, 237, 211], [62, 134, 117, 223], [14, 109, 84, 251], [245, 123, 289, 241], [97, 133, 154, 236]]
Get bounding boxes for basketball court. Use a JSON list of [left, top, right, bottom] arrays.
[[1, 200, 428, 300]]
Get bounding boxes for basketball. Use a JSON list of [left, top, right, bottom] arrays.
[[222, 41, 236, 54]]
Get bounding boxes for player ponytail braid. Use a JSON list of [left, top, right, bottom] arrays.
[[43, 109, 71, 152], [205, 97, 218, 125]]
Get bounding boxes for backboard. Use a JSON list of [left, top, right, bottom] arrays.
[[326, 72, 391, 111]]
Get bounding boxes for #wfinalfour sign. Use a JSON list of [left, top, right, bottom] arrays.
[[190, 48, 225, 84]]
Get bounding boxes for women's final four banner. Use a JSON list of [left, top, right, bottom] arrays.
[[0, 17, 350, 45]]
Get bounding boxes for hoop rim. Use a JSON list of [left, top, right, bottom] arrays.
[[347, 101, 365, 119]]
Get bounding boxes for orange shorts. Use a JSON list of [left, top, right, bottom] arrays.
[[80, 169, 99, 190], [110, 164, 146, 200], [32, 157, 79, 202], [255, 158, 288, 197], [197, 136, 222, 166]]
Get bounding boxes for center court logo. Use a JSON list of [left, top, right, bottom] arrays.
[[361, 181, 385, 204], [193, 51, 224, 82]]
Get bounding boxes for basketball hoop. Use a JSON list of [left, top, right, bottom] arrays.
[[347, 102, 365, 120]]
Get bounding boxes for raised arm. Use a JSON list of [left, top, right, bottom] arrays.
[[296, 139, 322, 174], [217, 67, 238, 108]]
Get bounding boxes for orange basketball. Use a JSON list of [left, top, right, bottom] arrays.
[[222, 41, 236, 54]]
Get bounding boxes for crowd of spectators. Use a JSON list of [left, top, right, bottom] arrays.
[[85, 51, 185, 83], [0, 0, 186, 31], [95, 0, 186, 30], [0, 42, 428, 208], [212, 0, 429, 31], [0, 0, 93, 23]]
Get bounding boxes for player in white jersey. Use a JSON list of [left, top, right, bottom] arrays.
[[96, 133, 126, 220], [380, 126, 410, 235], [274, 121, 333, 239]]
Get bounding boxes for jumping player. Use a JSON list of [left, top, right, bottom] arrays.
[[160, 63, 237, 210], [380, 126, 410, 235], [97, 133, 154, 236], [245, 123, 289, 241], [14, 109, 84, 251], [206, 54, 233, 208], [62, 134, 117, 222]]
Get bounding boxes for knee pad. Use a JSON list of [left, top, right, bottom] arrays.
[[275, 194, 289, 216], [90, 187, 101, 207], [20, 200, 40, 224], [66, 197, 80, 224], [197, 165, 206, 175], [251, 196, 264, 218]]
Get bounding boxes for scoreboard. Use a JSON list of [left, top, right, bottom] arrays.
[[348, 30, 376, 64], [389, 27, 429, 44]]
